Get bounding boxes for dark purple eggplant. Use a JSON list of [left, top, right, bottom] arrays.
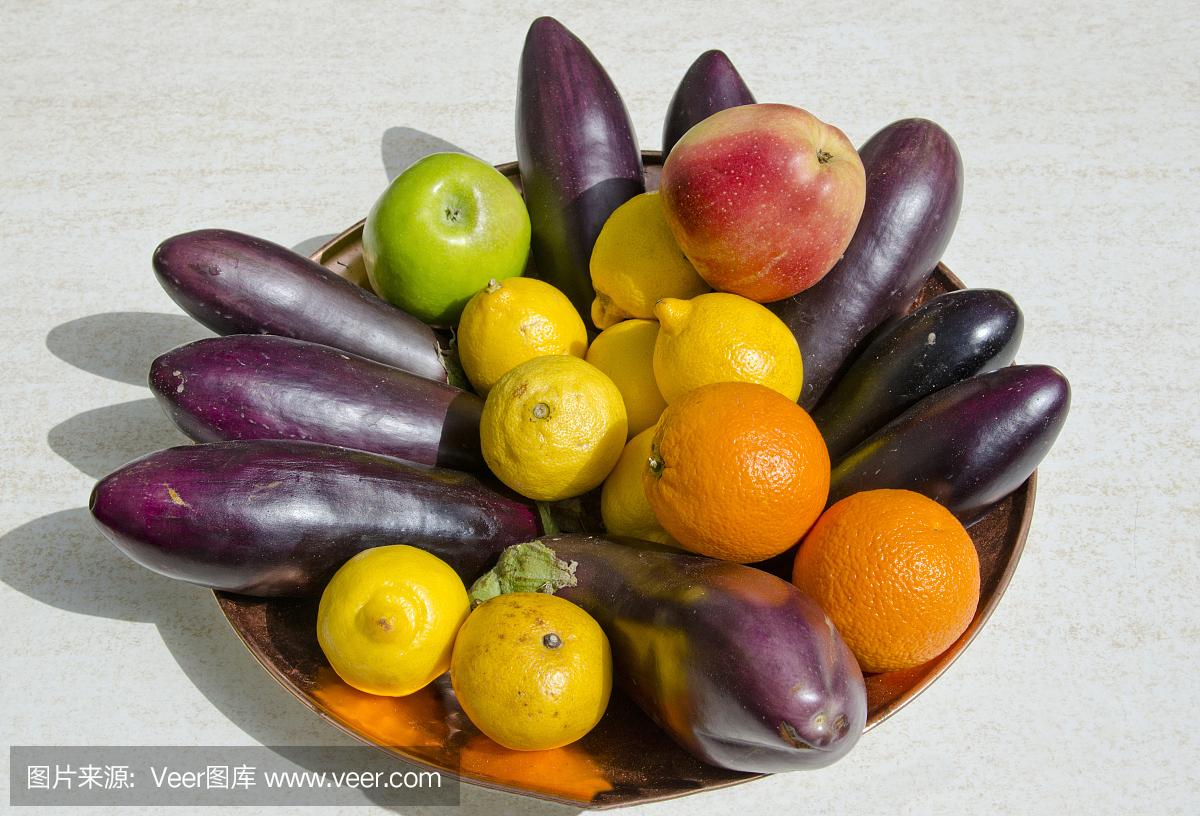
[[516, 16, 645, 327], [828, 364, 1070, 526], [89, 440, 540, 596], [662, 50, 757, 157], [149, 334, 487, 475], [468, 535, 867, 774], [152, 228, 454, 384], [812, 288, 1024, 462], [767, 118, 964, 410]]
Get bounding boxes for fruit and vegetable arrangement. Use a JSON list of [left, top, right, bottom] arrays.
[[87, 14, 1070, 797]]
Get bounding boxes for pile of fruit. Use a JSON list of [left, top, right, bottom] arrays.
[[88, 17, 1070, 779]]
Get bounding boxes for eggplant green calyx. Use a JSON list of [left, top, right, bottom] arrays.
[[467, 540, 578, 608], [437, 335, 470, 392], [534, 501, 559, 535]]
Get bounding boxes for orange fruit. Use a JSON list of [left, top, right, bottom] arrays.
[[642, 381, 830, 562], [791, 489, 981, 674]]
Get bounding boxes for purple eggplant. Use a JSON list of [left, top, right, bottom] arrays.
[[468, 535, 867, 773], [89, 440, 540, 596], [812, 288, 1024, 462], [516, 16, 645, 327], [768, 119, 964, 410], [152, 228, 454, 384], [149, 334, 487, 476], [662, 50, 757, 157], [829, 364, 1070, 526]]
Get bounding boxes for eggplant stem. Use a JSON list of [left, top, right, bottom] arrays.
[[536, 501, 560, 535], [467, 540, 577, 607]]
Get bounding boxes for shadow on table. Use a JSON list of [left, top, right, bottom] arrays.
[[294, 127, 476, 257], [381, 127, 475, 183], [46, 312, 215, 387], [0, 510, 579, 814], [48, 397, 186, 479], [28, 310, 581, 815]]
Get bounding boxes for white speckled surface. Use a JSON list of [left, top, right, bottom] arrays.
[[3, 1, 1198, 813]]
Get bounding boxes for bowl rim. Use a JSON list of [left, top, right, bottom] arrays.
[[217, 150, 1036, 808]]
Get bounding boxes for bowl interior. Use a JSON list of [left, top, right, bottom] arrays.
[[215, 151, 1034, 809]]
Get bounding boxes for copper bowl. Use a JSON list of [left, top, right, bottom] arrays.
[[215, 152, 1034, 809]]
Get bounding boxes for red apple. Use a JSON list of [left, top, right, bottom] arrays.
[[659, 103, 866, 302]]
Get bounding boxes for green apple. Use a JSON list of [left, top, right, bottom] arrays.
[[362, 152, 531, 326]]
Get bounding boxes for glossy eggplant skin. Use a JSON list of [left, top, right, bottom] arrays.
[[542, 534, 867, 773], [149, 334, 487, 476], [767, 119, 964, 410], [829, 364, 1070, 526], [152, 228, 450, 383], [662, 50, 756, 158], [812, 288, 1024, 462], [516, 16, 645, 327], [89, 440, 540, 596]]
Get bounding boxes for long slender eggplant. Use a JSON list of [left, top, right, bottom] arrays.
[[89, 440, 540, 596], [662, 50, 756, 157], [152, 228, 454, 384], [812, 288, 1024, 462], [767, 119, 964, 410], [468, 535, 867, 774], [516, 16, 645, 327], [828, 364, 1070, 526], [149, 334, 487, 475]]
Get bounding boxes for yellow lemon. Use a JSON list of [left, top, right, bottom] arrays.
[[600, 427, 679, 546], [451, 592, 612, 751], [652, 292, 803, 405], [316, 545, 470, 696], [589, 191, 711, 329], [480, 355, 627, 501], [457, 277, 588, 396], [583, 319, 668, 438]]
